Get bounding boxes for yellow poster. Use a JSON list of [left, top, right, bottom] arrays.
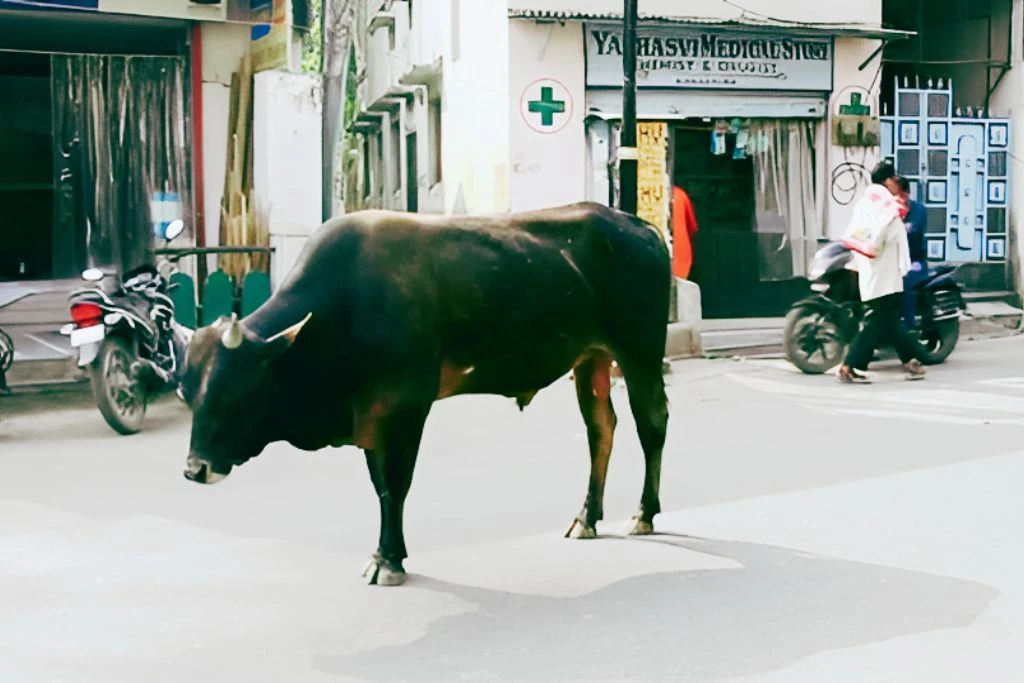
[[636, 121, 669, 236], [252, 0, 292, 73]]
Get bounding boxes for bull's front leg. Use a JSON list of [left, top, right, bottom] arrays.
[[360, 403, 430, 587]]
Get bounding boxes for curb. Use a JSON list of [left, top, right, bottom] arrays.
[[665, 322, 703, 360]]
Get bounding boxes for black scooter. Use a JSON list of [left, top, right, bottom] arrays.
[[59, 219, 193, 435], [783, 240, 967, 375]]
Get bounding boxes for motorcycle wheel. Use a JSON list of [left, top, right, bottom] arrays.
[[914, 318, 960, 365], [89, 337, 147, 435], [783, 304, 849, 375]]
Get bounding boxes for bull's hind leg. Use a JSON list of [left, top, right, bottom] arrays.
[[565, 353, 617, 540], [620, 360, 668, 536], [361, 403, 430, 586]]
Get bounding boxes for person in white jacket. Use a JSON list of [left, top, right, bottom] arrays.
[[838, 161, 927, 384]]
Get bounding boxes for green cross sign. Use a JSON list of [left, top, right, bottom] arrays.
[[528, 86, 566, 127], [839, 92, 871, 116]]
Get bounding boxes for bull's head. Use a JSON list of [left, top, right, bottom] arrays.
[[180, 312, 311, 485]]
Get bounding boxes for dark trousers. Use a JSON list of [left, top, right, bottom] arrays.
[[845, 292, 922, 371], [902, 265, 928, 329]]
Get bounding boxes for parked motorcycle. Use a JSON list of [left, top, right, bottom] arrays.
[[783, 240, 967, 375], [0, 326, 13, 396], [59, 219, 194, 435]]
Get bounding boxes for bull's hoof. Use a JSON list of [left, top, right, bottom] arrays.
[[626, 516, 655, 536], [362, 555, 407, 586], [565, 517, 597, 540]]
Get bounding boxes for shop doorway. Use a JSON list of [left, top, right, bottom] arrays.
[[0, 51, 54, 280], [672, 119, 820, 318], [673, 121, 760, 318], [0, 9, 191, 283]]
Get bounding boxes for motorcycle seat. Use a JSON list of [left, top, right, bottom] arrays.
[[912, 265, 958, 291], [108, 293, 158, 328], [124, 273, 166, 293]]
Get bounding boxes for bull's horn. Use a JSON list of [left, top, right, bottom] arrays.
[[221, 313, 244, 350], [266, 312, 312, 345]]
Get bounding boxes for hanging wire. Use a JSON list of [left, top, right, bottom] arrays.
[[718, 0, 886, 29]]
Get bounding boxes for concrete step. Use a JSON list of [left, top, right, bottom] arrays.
[[6, 357, 86, 389], [962, 301, 1023, 335], [0, 292, 73, 326], [0, 286, 37, 309], [7, 326, 74, 362], [962, 290, 1017, 305]]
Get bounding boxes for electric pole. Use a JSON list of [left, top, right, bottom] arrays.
[[619, 0, 639, 214], [321, 0, 353, 221]]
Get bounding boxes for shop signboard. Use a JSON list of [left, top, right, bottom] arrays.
[[251, 0, 292, 73], [0, 0, 98, 8], [636, 122, 669, 237], [586, 23, 833, 92]]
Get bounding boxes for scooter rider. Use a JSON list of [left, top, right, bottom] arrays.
[[837, 160, 927, 384], [898, 176, 929, 329]]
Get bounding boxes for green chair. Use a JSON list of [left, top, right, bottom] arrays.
[[201, 270, 236, 327], [241, 271, 272, 317], [169, 272, 198, 330]]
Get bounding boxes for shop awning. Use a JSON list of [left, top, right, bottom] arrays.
[[508, 9, 915, 41], [0, 9, 187, 56]]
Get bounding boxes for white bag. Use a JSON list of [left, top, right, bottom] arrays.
[[842, 185, 901, 259]]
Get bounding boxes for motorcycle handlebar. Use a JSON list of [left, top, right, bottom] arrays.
[[155, 246, 276, 261]]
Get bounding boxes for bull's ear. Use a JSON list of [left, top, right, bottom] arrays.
[[263, 312, 312, 358]]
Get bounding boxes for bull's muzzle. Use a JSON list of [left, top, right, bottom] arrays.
[[184, 454, 231, 485]]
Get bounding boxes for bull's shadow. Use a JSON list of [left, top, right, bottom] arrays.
[[314, 534, 998, 683]]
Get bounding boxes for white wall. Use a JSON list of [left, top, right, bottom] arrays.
[[922, 1, 1013, 113], [992, 0, 1023, 296], [359, 0, 510, 215], [508, 19, 587, 212], [443, 0, 510, 213], [200, 23, 251, 272], [201, 82, 230, 271], [253, 71, 323, 287], [202, 22, 250, 85], [99, 0, 224, 21], [362, 0, 439, 212], [825, 37, 884, 239], [508, 0, 882, 26]]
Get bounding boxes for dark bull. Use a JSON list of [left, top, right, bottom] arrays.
[[179, 202, 671, 586]]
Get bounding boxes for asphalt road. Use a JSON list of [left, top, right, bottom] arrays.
[[2, 335, 1023, 682]]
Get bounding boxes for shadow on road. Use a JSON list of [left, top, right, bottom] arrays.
[[0, 390, 188, 442], [314, 534, 998, 683]]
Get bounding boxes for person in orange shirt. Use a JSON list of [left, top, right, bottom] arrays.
[[671, 185, 698, 279]]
